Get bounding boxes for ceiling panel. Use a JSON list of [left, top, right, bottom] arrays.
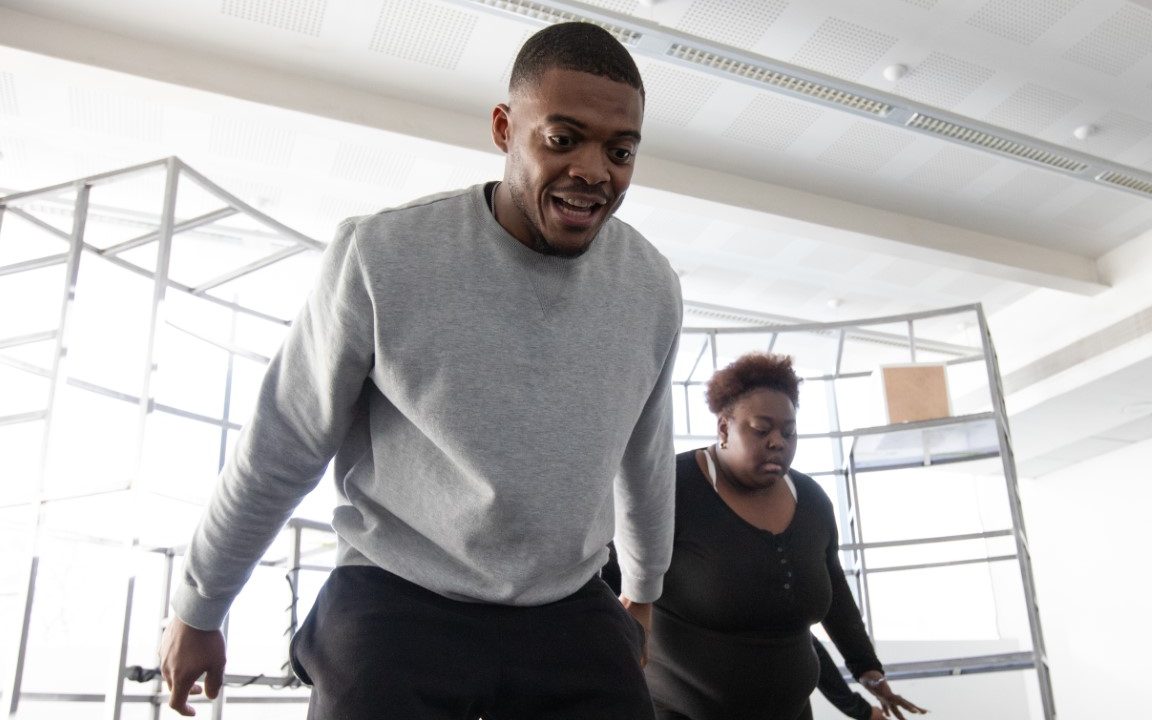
[[816, 121, 915, 174], [639, 63, 721, 127], [0, 70, 18, 115], [675, 0, 788, 49], [220, 0, 328, 36], [66, 86, 164, 143], [583, 0, 640, 14], [208, 116, 297, 167], [964, 0, 1080, 46], [722, 93, 825, 150], [985, 82, 1082, 136], [369, 0, 478, 70], [790, 16, 898, 81], [889, 52, 996, 111], [1062, 4, 1152, 76]]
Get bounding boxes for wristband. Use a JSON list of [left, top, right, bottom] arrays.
[[861, 675, 886, 688]]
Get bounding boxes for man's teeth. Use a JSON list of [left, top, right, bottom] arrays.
[[558, 197, 596, 208]]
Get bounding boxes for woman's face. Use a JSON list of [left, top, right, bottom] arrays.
[[718, 388, 798, 491]]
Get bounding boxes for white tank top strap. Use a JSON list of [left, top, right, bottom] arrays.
[[703, 447, 719, 490]]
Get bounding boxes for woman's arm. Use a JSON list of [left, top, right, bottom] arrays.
[[813, 635, 875, 720]]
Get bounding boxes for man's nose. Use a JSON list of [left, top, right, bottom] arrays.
[[568, 147, 610, 185]]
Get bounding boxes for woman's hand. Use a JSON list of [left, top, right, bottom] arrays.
[[859, 671, 927, 719]]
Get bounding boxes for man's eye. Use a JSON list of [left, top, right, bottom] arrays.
[[612, 148, 634, 162], [548, 135, 573, 148]]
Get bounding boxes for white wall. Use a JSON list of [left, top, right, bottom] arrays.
[[1020, 436, 1152, 720]]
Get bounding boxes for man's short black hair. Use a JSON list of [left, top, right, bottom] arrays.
[[509, 22, 645, 99]]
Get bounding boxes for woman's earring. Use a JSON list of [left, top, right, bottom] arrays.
[[720, 438, 728, 449]]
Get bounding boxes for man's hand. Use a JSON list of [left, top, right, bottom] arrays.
[[159, 617, 227, 716], [618, 596, 651, 667]]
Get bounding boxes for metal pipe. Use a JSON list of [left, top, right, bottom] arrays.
[[98, 207, 239, 257], [0, 252, 70, 277], [191, 245, 309, 293], [975, 304, 1057, 720], [3, 180, 91, 718]]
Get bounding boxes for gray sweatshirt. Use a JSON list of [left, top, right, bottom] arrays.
[[173, 184, 683, 630]]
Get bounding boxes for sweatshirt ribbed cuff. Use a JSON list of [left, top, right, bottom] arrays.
[[621, 573, 664, 604], [171, 581, 232, 631]]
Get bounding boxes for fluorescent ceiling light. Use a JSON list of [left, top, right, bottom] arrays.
[[667, 43, 892, 117], [472, 0, 642, 45], [906, 114, 1089, 173], [1095, 171, 1152, 198]]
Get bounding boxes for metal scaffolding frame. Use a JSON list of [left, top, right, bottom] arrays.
[[2, 160, 1053, 718], [1, 158, 323, 718]]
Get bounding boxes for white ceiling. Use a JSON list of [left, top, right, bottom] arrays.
[[2, 0, 1152, 473]]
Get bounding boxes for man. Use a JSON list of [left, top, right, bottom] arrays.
[[160, 21, 682, 720]]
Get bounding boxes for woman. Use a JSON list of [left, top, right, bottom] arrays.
[[645, 353, 925, 720]]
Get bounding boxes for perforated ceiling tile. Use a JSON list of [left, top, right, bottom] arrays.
[[640, 65, 721, 126], [500, 30, 534, 87], [1082, 110, 1152, 161], [330, 143, 416, 188], [68, 149, 140, 179], [985, 82, 1080, 136], [440, 164, 494, 192], [676, 0, 787, 50], [317, 194, 385, 225], [895, 52, 995, 110], [208, 117, 296, 166], [817, 122, 915, 174], [0, 137, 28, 172], [904, 146, 997, 193], [220, 0, 326, 36], [1063, 5, 1152, 76], [581, 0, 639, 15], [722, 94, 823, 151], [984, 167, 1079, 212], [67, 88, 164, 143], [791, 17, 898, 81], [369, 0, 478, 71], [216, 175, 283, 211], [899, 0, 939, 8], [965, 0, 1078, 45], [0, 72, 18, 116]]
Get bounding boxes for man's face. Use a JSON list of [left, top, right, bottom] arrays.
[[491, 68, 644, 257]]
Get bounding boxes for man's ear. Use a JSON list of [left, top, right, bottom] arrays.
[[491, 103, 511, 153]]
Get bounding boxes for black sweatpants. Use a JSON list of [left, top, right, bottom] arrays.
[[289, 565, 654, 720]]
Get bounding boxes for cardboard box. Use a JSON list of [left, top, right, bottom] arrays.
[[880, 363, 951, 424]]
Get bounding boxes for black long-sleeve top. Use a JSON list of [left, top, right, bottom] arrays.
[[602, 451, 884, 719], [655, 450, 882, 677]]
